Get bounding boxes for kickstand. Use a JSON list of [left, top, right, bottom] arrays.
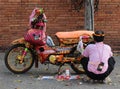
[[45, 64, 49, 70], [57, 64, 64, 75]]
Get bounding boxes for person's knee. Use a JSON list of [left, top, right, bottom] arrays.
[[81, 57, 89, 64]]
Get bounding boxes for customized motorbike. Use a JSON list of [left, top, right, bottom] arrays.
[[4, 21, 93, 74]]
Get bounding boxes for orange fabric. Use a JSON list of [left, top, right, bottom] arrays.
[[55, 30, 94, 39]]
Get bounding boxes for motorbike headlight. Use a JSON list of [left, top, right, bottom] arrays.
[[49, 55, 56, 64]]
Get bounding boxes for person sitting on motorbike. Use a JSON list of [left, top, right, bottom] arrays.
[[77, 30, 115, 83], [29, 7, 47, 31], [77, 35, 92, 54]]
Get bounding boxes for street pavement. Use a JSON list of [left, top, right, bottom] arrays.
[[0, 52, 120, 89]]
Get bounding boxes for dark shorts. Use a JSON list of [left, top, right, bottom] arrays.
[[81, 57, 116, 80]]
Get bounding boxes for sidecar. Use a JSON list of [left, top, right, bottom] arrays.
[[55, 30, 94, 46]]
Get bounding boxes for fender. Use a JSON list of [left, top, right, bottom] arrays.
[[11, 37, 26, 45], [11, 37, 33, 48], [11, 37, 39, 67]]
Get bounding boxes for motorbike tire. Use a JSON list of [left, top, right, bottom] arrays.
[[4, 44, 34, 74], [71, 63, 85, 74]]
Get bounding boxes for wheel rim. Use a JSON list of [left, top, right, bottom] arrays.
[[7, 46, 33, 72]]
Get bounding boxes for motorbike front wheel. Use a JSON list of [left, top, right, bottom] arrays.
[[4, 44, 34, 74]]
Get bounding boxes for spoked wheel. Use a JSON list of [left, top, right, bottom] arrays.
[[71, 62, 85, 74], [4, 44, 34, 74]]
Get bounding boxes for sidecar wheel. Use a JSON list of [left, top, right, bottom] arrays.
[[71, 63, 85, 74], [4, 44, 34, 74]]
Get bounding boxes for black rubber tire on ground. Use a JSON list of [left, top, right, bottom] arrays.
[[4, 44, 34, 74]]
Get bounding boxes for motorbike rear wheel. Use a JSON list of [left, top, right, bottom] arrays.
[[71, 63, 85, 74], [4, 44, 34, 74]]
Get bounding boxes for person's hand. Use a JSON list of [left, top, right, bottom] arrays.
[[77, 56, 82, 61], [77, 55, 84, 61]]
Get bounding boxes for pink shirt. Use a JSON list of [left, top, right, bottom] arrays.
[[82, 42, 113, 74]]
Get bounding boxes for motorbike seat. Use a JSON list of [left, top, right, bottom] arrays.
[[55, 30, 94, 46]]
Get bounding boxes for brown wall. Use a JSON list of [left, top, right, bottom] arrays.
[[0, 0, 120, 51]]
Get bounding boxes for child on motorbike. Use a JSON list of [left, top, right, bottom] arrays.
[[77, 30, 115, 83]]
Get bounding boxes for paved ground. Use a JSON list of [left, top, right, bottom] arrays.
[[0, 52, 120, 89]]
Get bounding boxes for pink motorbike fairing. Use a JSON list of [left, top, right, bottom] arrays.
[[24, 29, 46, 46]]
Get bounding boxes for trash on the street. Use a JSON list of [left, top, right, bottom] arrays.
[[16, 75, 20, 77], [70, 75, 80, 80], [65, 68, 70, 79], [37, 68, 80, 81], [79, 82, 83, 85], [14, 80, 22, 83], [37, 76, 55, 80], [55, 74, 81, 81], [37, 75, 80, 81]]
